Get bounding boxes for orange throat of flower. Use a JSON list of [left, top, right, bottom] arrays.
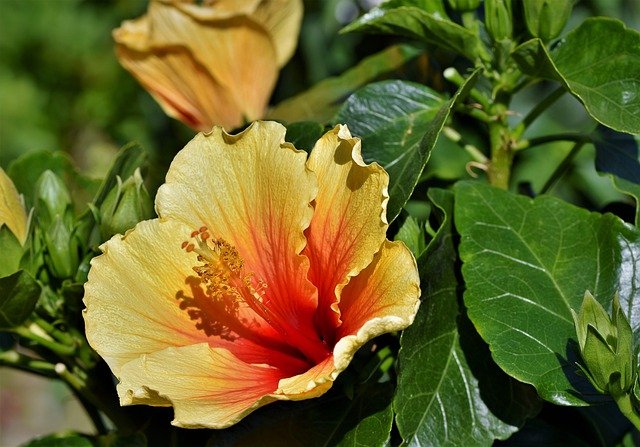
[[178, 227, 331, 365]]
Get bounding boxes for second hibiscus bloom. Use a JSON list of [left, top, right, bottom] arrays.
[[114, 0, 303, 131], [83, 121, 420, 428]]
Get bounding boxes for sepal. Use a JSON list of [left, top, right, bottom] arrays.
[[572, 291, 636, 397]]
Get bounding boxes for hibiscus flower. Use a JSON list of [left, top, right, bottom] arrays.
[[83, 121, 420, 428], [113, 0, 303, 131]]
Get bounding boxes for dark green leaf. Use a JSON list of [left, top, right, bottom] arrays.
[[206, 384, 394, 447], [454, 181, 640, 405], [512, 18, 640, 134], [7, 150, 99, 209], [268, 44, 423, 123], [337, 72, 478, 222], [21, 433, 93, 447], [0, 225, 23, 277], [285, 121, 325, 153], [92, 142, 146, 208], [335, 391, 393, 447], [394, 188, 539, 446], [342, 6, 488, 62], [0, 270, 41, 328], [591, 125, 640, 184]]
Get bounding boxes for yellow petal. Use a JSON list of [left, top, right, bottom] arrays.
[[276, 355, 335, 399], [0, 168, 28, 245], [156, 121, 321, 349], [252, 0, 303, 67], [304, 125, 389, 337], [83, 218, 209, 376], [334, 240, 420, 371], [117, 343, 283, 428]]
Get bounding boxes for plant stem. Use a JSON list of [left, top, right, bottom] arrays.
[[519, 86, 566, 131], [33, 316, 75, 345], [12, 325, 76, 357], [487, 102, 513, 189], [56, 362, 139, 434], [539, 142, 586, 194], [0, 350, 57, 378], [522, 133, 591, 150], [614, 392, 640, 431], [444, 67, 490, 109], [442, 126, 489, 163]]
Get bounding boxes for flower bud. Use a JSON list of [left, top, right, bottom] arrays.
[[99, 168, 153, 240], [35, 170, 72, 227], [42, 215, 80, 280], [572, 292, 635, 396], [523, 0, 573, 41], [484, 0, 513, 41], [447, 0, 481, 12], [34, 171, 79, 279]]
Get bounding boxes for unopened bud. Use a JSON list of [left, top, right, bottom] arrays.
[[485, 0, 513, 41], [523, 0, 573, 41], [43, 215, 79, 279], [35, 170, 72, 227], [99, 168, 153, 239], [572, 292, 635, 396], [447, 0, 481, 12]]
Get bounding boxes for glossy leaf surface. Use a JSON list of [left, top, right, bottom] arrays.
[[454, 181, 640, 405], [512, 18, 640, 134], [0, 270, 41, 328], [342, 6, 487, 62], [394, 189, 539, 446]]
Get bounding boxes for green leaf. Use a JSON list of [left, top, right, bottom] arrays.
[[337, 72, 479, 222], [285, 121, 325, 153], [342, 6, 488, 62], [334, 393, 393, 447], [512, 18, 640, 134], [394, 215, 427, 259], [92, 142, 146, 208], [0, 270, 41, 328], [591, 125, 640, 184], [267, 44, 423, 123], [21, 433, 93, 447], [454, 181, 640, 405], [7, 150, 99, 209], [0, 225, 23, 277], [394, 188, 539, 446], [206, 384, 394, 447]]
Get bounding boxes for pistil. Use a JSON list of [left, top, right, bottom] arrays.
[[182, 227, 330, 364]]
